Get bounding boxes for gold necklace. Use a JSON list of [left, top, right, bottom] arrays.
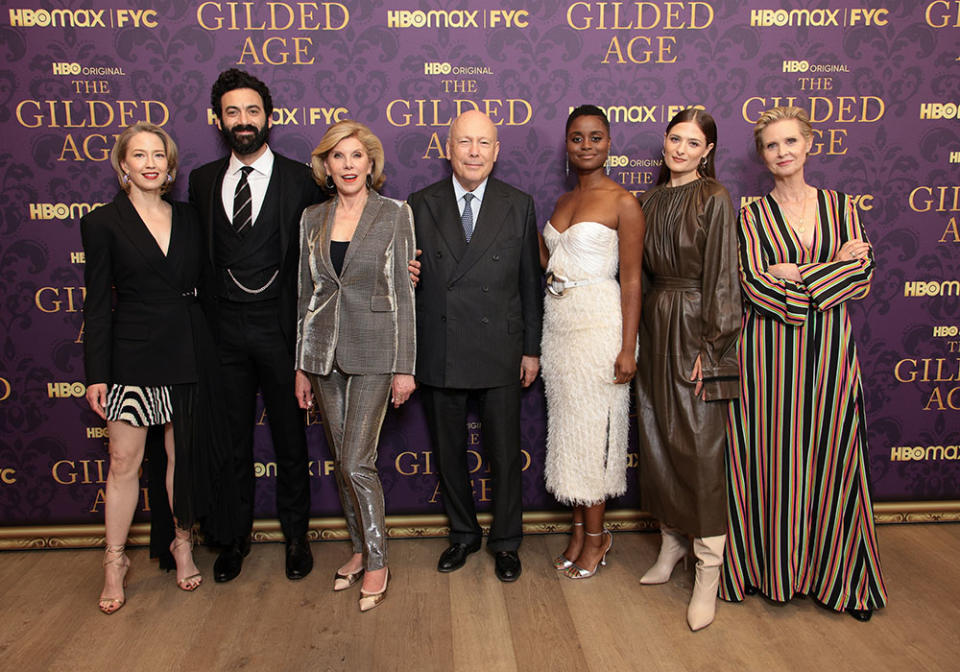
[[778, 192, 811, 233]]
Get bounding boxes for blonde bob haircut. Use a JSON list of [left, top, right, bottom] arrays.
[[311, 120, 386, 192], [753, 106, 814, 156], [110, 122, 179, 193]]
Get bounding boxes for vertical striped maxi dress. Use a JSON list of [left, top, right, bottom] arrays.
[[721, 189, 888, 613]]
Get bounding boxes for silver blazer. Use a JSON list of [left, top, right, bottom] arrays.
[[295, 190, 416, 376]]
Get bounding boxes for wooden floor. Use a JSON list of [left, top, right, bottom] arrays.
[[1, 524, 959, 672]]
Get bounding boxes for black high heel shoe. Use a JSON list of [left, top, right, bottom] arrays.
[[846, 607, 873, 622]]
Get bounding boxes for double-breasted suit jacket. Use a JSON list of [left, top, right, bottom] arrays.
[[82, 191, 204, 387], [408, 177, 542, 388], [408, 175, 542, 552], [187, 151, 322, 351], [295, 190, 417, 376]]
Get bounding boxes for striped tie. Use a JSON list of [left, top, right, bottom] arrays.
[[232, 166, 254, 234], [461, 192, 475, 242]]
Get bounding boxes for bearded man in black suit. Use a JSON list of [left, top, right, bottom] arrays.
[[189, 69, 323, 582], [408, 110, 543, 582]]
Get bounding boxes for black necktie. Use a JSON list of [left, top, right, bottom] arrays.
[[232, 166, 254, 234]]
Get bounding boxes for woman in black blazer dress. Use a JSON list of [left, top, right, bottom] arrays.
[[83, 122, 224, 613]]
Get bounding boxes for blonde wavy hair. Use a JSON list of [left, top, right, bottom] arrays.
[[311, 120, 386, 192]]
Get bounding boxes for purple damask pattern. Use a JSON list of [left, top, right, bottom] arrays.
[[0, 0, 957, 526]]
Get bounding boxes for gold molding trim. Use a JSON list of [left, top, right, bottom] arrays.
[[1, 503, 956, 550], [873, 501, 960, 524]]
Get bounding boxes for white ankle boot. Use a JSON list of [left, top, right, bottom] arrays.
[[640, 525, 689, 585], [687, 535, 726, 631]]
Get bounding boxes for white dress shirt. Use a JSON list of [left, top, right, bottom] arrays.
[[221, 146, 274, 227]]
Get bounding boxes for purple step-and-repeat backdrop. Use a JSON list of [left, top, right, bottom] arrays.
[[0, 0, 958, 531]]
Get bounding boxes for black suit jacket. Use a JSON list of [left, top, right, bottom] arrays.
[[408, 176, 542, 389], [187, 150, 323, 353], [81, 191, 203, 387]]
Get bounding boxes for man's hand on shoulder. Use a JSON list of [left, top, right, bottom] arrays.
[[408, 249, 422, 287]]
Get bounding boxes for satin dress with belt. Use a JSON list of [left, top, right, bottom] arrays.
[[635, 178, 741, 537]]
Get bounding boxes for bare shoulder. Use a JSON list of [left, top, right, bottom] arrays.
[[548, 189, 575, 220], [614, 185, 644, 218], [555, 190, 576, 209]]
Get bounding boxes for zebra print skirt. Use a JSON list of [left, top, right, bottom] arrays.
[[105, 384, 173, 426]]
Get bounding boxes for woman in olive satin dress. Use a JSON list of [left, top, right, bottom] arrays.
[[635, 108, 741, 631]]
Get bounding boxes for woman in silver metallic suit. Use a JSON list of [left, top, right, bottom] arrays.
[[294, 120, 416, 612]]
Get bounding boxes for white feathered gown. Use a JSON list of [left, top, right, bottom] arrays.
[[541, 220, 629, 506]]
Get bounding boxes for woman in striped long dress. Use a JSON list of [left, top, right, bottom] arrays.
[[721, 106, 887, 621]]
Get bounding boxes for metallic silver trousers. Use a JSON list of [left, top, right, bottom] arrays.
[[310, 369, 392, 570]]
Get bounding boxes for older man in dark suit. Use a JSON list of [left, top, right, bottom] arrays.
[[408, 110, 543, 582], [188, 69, 323, 582]]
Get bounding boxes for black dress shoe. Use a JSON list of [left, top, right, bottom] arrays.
[[437, 542, 481, 572], [846, 607, 873, 622], [214, 536, 251, 583], [285, 536, 314, 580], [494, 551, 522, 582]]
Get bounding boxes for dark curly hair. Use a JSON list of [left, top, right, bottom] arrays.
[[210, 68, 273, 121], [566, 104, 610, 134]]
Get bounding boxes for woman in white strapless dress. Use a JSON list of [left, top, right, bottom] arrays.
[[539, 106, 645, 579]]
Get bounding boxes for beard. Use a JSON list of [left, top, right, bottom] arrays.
[[221, 122, 270, 156]]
